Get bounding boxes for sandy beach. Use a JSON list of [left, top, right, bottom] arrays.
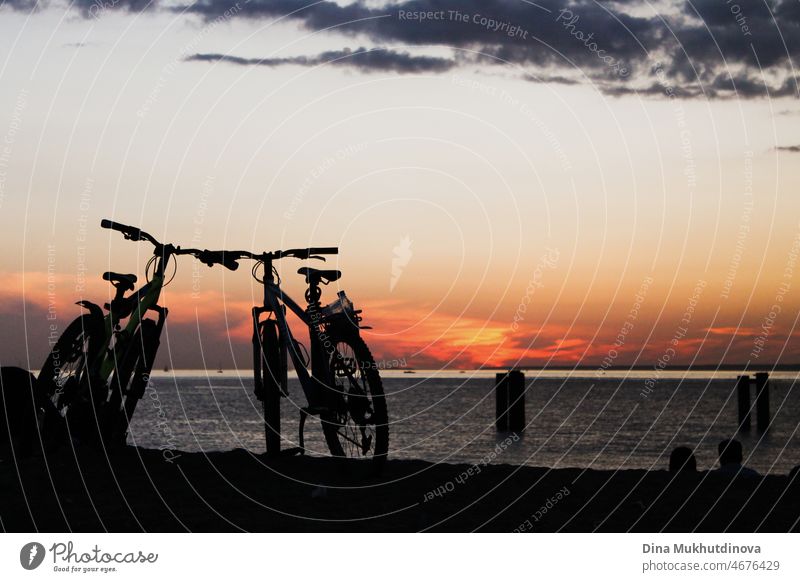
[[2, 447, 797, 532]]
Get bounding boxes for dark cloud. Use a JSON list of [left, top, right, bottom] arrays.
[[177, 0, 652, 74], [72, 0, 157, 18], [186, 46, 457, 73], [1, 0, 157, 16], [775, 145, 800, 152], [170, 0, 800, 98], [19, 0, 787, 99], [2, 0, 42, 10], [522, 72, 579, 86], [679, 0, 799, 71], [2, 0, 156, 14]]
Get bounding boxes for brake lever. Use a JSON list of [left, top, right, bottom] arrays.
[[308, 255, 326, 261]]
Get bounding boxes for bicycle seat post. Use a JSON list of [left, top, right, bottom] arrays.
[[303, 273, 331, 388]]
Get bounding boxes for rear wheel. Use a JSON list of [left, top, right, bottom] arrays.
[[321, 329, 388, 469], [37, 313, 105, 442]]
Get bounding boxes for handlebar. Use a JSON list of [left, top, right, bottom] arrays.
[[101, 219, 336, 272], [186, 247, 339, 274], [193, 250, 240, 271], [280, 247, 339, 260], [100, 219, 159, 246], [100, 219, 239, 271], [212, 247, 339, 267]]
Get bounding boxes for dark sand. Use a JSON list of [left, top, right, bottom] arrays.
[[1, 447, 797, 532]]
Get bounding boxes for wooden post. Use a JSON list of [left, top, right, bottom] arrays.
[[507, 370, 526, 432], [755, 372, 771, 431], [495, 373, 509, 432], [495, 370, 525, 433], [736, 375, 751, 431]]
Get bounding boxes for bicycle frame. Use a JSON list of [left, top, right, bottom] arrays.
[[95, 270, 167, 380], [252, 258, 337, 455], [64, 256, 172, 446], [256, 284, 328, 398], [49, 220, 234, 445]]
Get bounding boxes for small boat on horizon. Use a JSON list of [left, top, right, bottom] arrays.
[[403, 370, 416, 374]]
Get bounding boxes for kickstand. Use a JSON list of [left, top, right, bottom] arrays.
[[298, 408, 308, 455]]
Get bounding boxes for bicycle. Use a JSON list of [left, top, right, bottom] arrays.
[[205, 247, 389, 468], [37, 220, 234, 448]]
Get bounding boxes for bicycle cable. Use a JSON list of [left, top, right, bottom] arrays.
[[252, 260, 264, 283], [145, 254, 178, 286], [293, 338, 310, 368], [251, 260, 282, 286]]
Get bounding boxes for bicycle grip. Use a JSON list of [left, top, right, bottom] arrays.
[[222, 255, 240, 271], [308, 247, 338, 255], [100, 219, 141, 240]]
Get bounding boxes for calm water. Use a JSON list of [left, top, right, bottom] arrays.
[[128, 370, 800, 474]]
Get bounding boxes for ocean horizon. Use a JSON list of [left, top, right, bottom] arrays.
[[128, 370, 800, 475]]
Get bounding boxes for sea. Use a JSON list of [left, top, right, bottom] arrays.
[[128, 369, 800, 475]]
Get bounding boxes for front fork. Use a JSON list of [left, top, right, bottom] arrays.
[[252, 305, 287, 456]]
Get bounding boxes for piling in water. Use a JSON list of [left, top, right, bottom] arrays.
[[495, 370, 525, 433], [755, 372, 771, 431], [736, 375, 751, 431]]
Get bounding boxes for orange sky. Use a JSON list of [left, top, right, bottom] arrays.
[[2, 4, 800, 371], [3, 261, 798, 370]]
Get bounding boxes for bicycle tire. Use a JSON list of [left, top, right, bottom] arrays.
[[321, 328, 388, 470], [258, 319, 283, 455], [104, 319, 159, 447], [37, 313, 105, 443]]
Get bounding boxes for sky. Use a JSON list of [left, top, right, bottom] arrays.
[[1, 0, 799, 370]]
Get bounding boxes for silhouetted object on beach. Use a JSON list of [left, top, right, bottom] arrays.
[[755, 372, 771, 431], [668, 446, 697, 473], [735, 373, 771, 432], [35, 220, 236, 452], [736, 375, 752, 430], [0, 367, 39, 459], [716, 439, 760, 478], [220, 246, 388, 468], [789, 465, 799, 488], [495, 370, 525, 432]]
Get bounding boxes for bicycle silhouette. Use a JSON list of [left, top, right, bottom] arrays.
[[196, 247, 388, 468], [37, 220, 389, 469], [37, 220, 234, 447]]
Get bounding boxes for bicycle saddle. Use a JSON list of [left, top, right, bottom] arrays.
[[103, 271, 137, 291], [297, 267, 341, 285]]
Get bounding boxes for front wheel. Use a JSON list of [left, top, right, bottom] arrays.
[[321, 329, 388, 469]]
